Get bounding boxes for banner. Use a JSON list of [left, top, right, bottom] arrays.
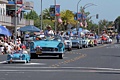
[[55, 5, 60, 16], [77, 13, 82, 21], [50, 5, 55, 16], [74, 13, 77, 20]]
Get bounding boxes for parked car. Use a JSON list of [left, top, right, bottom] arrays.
[[70, 36, 82, 49], [7, 51, 30, 64], [63, 36, 72, 51], [30, 35, 65, 59]]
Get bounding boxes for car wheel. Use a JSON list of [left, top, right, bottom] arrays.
[[26, 59, 29, 63], [59, 54, 63, 59], [77, 45, 80, 49], [31, 54, 37, 59], [80, 46, 83, 49], [86, 45, 88, 48], [8, 61, 10, 64], [68, 47, 72, 51]]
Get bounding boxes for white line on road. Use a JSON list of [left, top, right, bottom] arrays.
[[0, 61, 7, 64], [0, 60, 46, 65], [1, 66, 120, 71], [0, 69, 120, 73]]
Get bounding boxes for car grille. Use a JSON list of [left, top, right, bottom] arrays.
[[72, 42, 77, 45], [41, 47, 58, 51], [12, 58, 20, 60]]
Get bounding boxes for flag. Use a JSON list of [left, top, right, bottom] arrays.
[[16, 5, 25, 14], [80, 22, 83, 27], [84, 21, 88, 28], [58, 18, 62, 23]]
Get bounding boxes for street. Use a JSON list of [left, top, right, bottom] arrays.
[[0, 42, 120, 80]]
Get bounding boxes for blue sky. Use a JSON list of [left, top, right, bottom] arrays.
[[27, 0, 120, 23]]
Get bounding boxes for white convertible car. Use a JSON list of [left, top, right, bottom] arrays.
[[63, 37, 72, 51]]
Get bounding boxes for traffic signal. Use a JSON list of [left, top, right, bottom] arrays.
[[96, 14, 99, 19]]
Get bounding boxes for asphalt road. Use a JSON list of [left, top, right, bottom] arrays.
[[0, 42, 120, 80]]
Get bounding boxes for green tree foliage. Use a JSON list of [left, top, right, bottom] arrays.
[[98, 19, 110, 31], [24, 10, 40, 27], [60, 10, 77, 29], [114, 16, 120, 32], [27, 10, 39, 20]]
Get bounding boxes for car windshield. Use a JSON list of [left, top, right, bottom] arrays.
[[43, 35, 62, 41], [63, 37, 69, 40], [70, 36, 79, 40]]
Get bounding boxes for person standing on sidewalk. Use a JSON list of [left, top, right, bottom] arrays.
[[116, 33, 120, 43]]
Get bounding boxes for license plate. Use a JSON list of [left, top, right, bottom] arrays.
[[36, 51, 42, 54]]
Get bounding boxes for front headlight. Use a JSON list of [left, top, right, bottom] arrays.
[[30, 42, 34, 47], [67, 42, 70, 45], [30, 42, 34, 51], [58, 43, 63, 48]]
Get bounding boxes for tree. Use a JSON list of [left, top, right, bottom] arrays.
[[42, 8, 54, 20], [114, 16, 120, 32], [27, 10, 39, 20], [24, 10, 40, 27], [60, 10, 77, 30]]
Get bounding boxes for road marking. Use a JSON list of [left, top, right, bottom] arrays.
[[1, 66, 120, 71], [0, 69, 120, 73], [0, 61, 7, 64], [0, 60, 46, 65], [50, 54, 86, 67], [23, 63, 46, 65]]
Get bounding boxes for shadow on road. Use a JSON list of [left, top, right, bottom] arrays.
[[96, 72, 120, 74], [32, 56, 62, 59], [102, 55, 120, 57]]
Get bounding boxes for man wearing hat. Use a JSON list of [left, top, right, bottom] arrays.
[[44, 25, 54, 36]]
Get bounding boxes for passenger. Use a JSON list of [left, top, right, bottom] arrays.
[[44, 25, 54, 36], [21, 45, 28, 54]]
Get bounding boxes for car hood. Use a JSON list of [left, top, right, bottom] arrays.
[[34, 40, 60, 48], [11, 53, 21, 58]]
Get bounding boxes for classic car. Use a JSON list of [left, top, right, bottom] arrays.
[[70, 36, 82, 49], [63, 36, 72, 51], [30, 35, 65, 59], [85, 38, 94, 47], [81, 37, 89, 48], [7, 51, 30, 64], [89, 37, 98, 46]]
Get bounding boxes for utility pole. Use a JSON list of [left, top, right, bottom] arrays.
[[40, 0, 43, 30], [76, 0, 82, 34], [54, 0, 57, 33], [96, 14, 99, 35], [14, 0, 17, 45]]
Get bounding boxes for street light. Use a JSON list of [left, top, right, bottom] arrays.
[[81, 3, 97, 28], [83, 3, 97, 9], [76, 0, 82, 34], [77, 0, 82, 13], [82, 3, 97, 13], [40, 0, 43, 30], [14, 0, 17, 45]]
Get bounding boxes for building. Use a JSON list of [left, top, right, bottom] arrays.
[[0, 0, 34, 31]]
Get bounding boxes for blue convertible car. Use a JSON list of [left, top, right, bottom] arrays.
[[7, 52, 30, 64], [30, 35, 65, 59]]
